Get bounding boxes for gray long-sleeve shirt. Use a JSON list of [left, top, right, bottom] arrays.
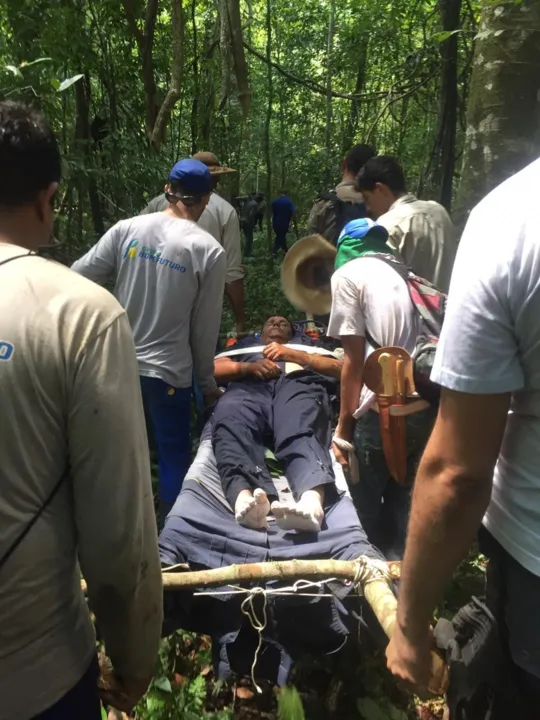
[[141, 192, 244, 284], [0, 244, 162, 718], [72, 213, 226, 393]]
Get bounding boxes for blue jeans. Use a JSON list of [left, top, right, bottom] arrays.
[[34, 658, 101, 718], [140, 376, 191, 506], [353, 407, 436, 560]]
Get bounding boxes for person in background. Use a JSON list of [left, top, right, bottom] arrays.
[[72, 159, 226, 525], [328, 218, 436, 560], [0, 101, 162, 718], [254, 192, 265, 231], [239, 192, 260, 258], [386, 158, 540, 718], [271, 190, 297, 256], [141, 151, 245, 333], [307, 143, 376, 245], [356, 156, 457, 292]]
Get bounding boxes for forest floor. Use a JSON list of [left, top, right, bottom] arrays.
[[133, 235, 486, 719]]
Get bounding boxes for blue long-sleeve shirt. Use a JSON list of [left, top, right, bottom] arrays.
[[272, 195, 295, 232]]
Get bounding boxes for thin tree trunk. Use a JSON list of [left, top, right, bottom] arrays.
[[324, 0, 336, 185], [150, 0, 185, 148], [431, 0, 461, 210], [343, 36, 368, 153], [225, 0, 251, 117], [190, 0, 199, 154], [264, 0, 273, 252]]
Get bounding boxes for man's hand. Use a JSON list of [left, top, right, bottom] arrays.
[[98, 654, 152, 714], [332, 440, 350, 472], [249, 359, 281, 380], [263, 342, 302, 364], [204, 388, 223, 407], [386, 623, 432, 693]]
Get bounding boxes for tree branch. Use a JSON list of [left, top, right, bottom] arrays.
[[150, 0, 184, 147]]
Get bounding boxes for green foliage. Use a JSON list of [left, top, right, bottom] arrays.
[[278, 686, 306, 720]]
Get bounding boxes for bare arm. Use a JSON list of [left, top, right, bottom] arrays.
[[225, 278, 246, 333], [387, 388, 510, 688], [71, 225, 119, 283], [214, 356, 280, 384], [335, 335, 366, 441], [262, 344, 342, 379]]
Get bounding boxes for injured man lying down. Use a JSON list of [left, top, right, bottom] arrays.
[[212, 316, 342, 532]]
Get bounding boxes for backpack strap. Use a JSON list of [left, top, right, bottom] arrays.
[[0, 251, 35, 269]]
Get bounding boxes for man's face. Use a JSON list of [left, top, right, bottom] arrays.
[[362, 183, 393, 219], [262, 316, 293, 344]]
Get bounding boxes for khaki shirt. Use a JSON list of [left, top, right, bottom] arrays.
[[0, 245, 162, 718], [307, 181, 366, 244], [377, 194, 457, 292]]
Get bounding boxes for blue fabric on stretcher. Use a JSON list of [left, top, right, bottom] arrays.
[[159, 421, 387, 685]]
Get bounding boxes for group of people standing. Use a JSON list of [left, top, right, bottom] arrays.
[[1, 95, 540, 720]]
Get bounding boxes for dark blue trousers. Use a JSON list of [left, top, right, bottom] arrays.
[[272, 228, 288, 255], [212, 373, 336, 508], [34, 659, 101, 719], [242, 222, 255, 257], [140, 376, 191, 505]]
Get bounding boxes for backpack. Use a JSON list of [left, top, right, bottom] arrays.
[[318, 190, 368, 246], [365, 255, 447, 405]]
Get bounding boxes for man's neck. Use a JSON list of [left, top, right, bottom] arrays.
[[0, 213, 43, 252], [341, 171, 357, 184], [163, 204, 200, 224]]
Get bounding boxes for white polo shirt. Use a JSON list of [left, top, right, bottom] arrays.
[[431, 157, 540, 576]]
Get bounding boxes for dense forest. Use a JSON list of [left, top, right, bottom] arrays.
[[2, 0, 539, 255], [3, 0, 540, 717]]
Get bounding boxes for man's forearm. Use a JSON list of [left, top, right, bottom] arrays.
[[225, 279, 245, 331], [397, 452, 492, 637], [214, 359, 250, 383], [336, 352, 363, 440], [294, 350, 342, 379]]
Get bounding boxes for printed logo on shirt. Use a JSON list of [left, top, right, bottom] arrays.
[[0, 341, 14, 361], [138, 245, 187, 273], [123, 239, 139, 259]]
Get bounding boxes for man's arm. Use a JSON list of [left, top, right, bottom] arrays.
[[214, 356, 281, 383], [71, 225, 118, 283], [262, 343, 342, 379], [387, 388, 510, 688], [69, 312, 162, 707], [190, 250, 227, 398], [336, 336, 365, 441], [221, 209, 246, 332]]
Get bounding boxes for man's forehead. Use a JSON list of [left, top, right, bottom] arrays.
[[266, 316, 288, 323]]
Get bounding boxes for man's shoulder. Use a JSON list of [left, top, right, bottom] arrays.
[[209, 192, 235, 217]]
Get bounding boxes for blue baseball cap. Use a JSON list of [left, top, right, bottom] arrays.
[[169, 159, 212, 195], [338, 217, 388, 245]]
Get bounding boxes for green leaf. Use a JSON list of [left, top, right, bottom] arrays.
[[57, 74, 84, 92], [432, 29, 462, 43], [20, 57, 53, 68], [154, 675, 173, 693], [100, 706, 107, 720], [50, 78, 60, 90], [278, 686, 305, 720], [5, 65, 23, 78]]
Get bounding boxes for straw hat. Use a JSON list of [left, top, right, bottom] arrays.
[[281, 234, 337, 315], [192, 151, 236, 175]]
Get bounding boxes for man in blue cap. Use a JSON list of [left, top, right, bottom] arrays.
[[72, 159, 226, 524]]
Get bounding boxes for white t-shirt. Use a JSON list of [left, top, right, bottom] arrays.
[[72, 213, 226, 393], [431, 157, 540, 576], [328, 255, 418, 417]]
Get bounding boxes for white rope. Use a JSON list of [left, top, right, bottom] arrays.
[[332, 436, 360, 486], [188, 556, 393, 693]]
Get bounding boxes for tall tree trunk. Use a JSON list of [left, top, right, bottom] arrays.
[[150, 0, 185, 148], [343, 36, 368, 153], [121, 0, 160, 140], [324, 0, 336, 185], [190, 0, 199, 154], [225, 0, 251, 117], [431, 0, 461, 210], [456, 0, 540, 221], [75, 75, 104, 238], [264, 0, 273, 252]]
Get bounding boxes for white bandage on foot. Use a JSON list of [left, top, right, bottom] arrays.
[[235, 488, 270, 529]]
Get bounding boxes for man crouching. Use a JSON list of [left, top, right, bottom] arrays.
[[212, 316, 342, 532]]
